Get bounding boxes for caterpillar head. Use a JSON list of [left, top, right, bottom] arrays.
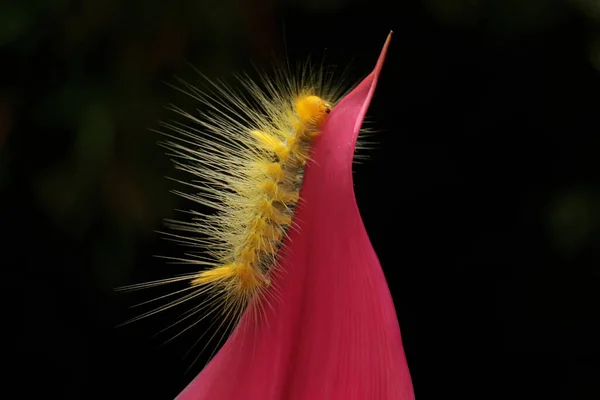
[[295, 95, 332, 128]]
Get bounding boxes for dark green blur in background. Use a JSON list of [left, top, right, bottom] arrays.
[[3, 0, 600, 399]]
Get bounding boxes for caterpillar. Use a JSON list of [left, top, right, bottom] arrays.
[[118, 52, 360, 344]]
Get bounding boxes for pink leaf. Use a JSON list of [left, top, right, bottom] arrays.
[[177, 32, 415, 400]]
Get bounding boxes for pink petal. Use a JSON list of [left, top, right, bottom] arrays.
[[177, 32, 415, 400]]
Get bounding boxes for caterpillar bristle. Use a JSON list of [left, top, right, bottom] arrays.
[[114, 42, 389, 373], [117, 57, 364, 361]]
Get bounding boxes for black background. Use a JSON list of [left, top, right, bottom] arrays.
[[3, 0, 599, 399]]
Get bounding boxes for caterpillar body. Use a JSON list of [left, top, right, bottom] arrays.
[[120, 62, 354, 339]]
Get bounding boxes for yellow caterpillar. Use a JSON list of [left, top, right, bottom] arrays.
[[119, 63, 352, 335]]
